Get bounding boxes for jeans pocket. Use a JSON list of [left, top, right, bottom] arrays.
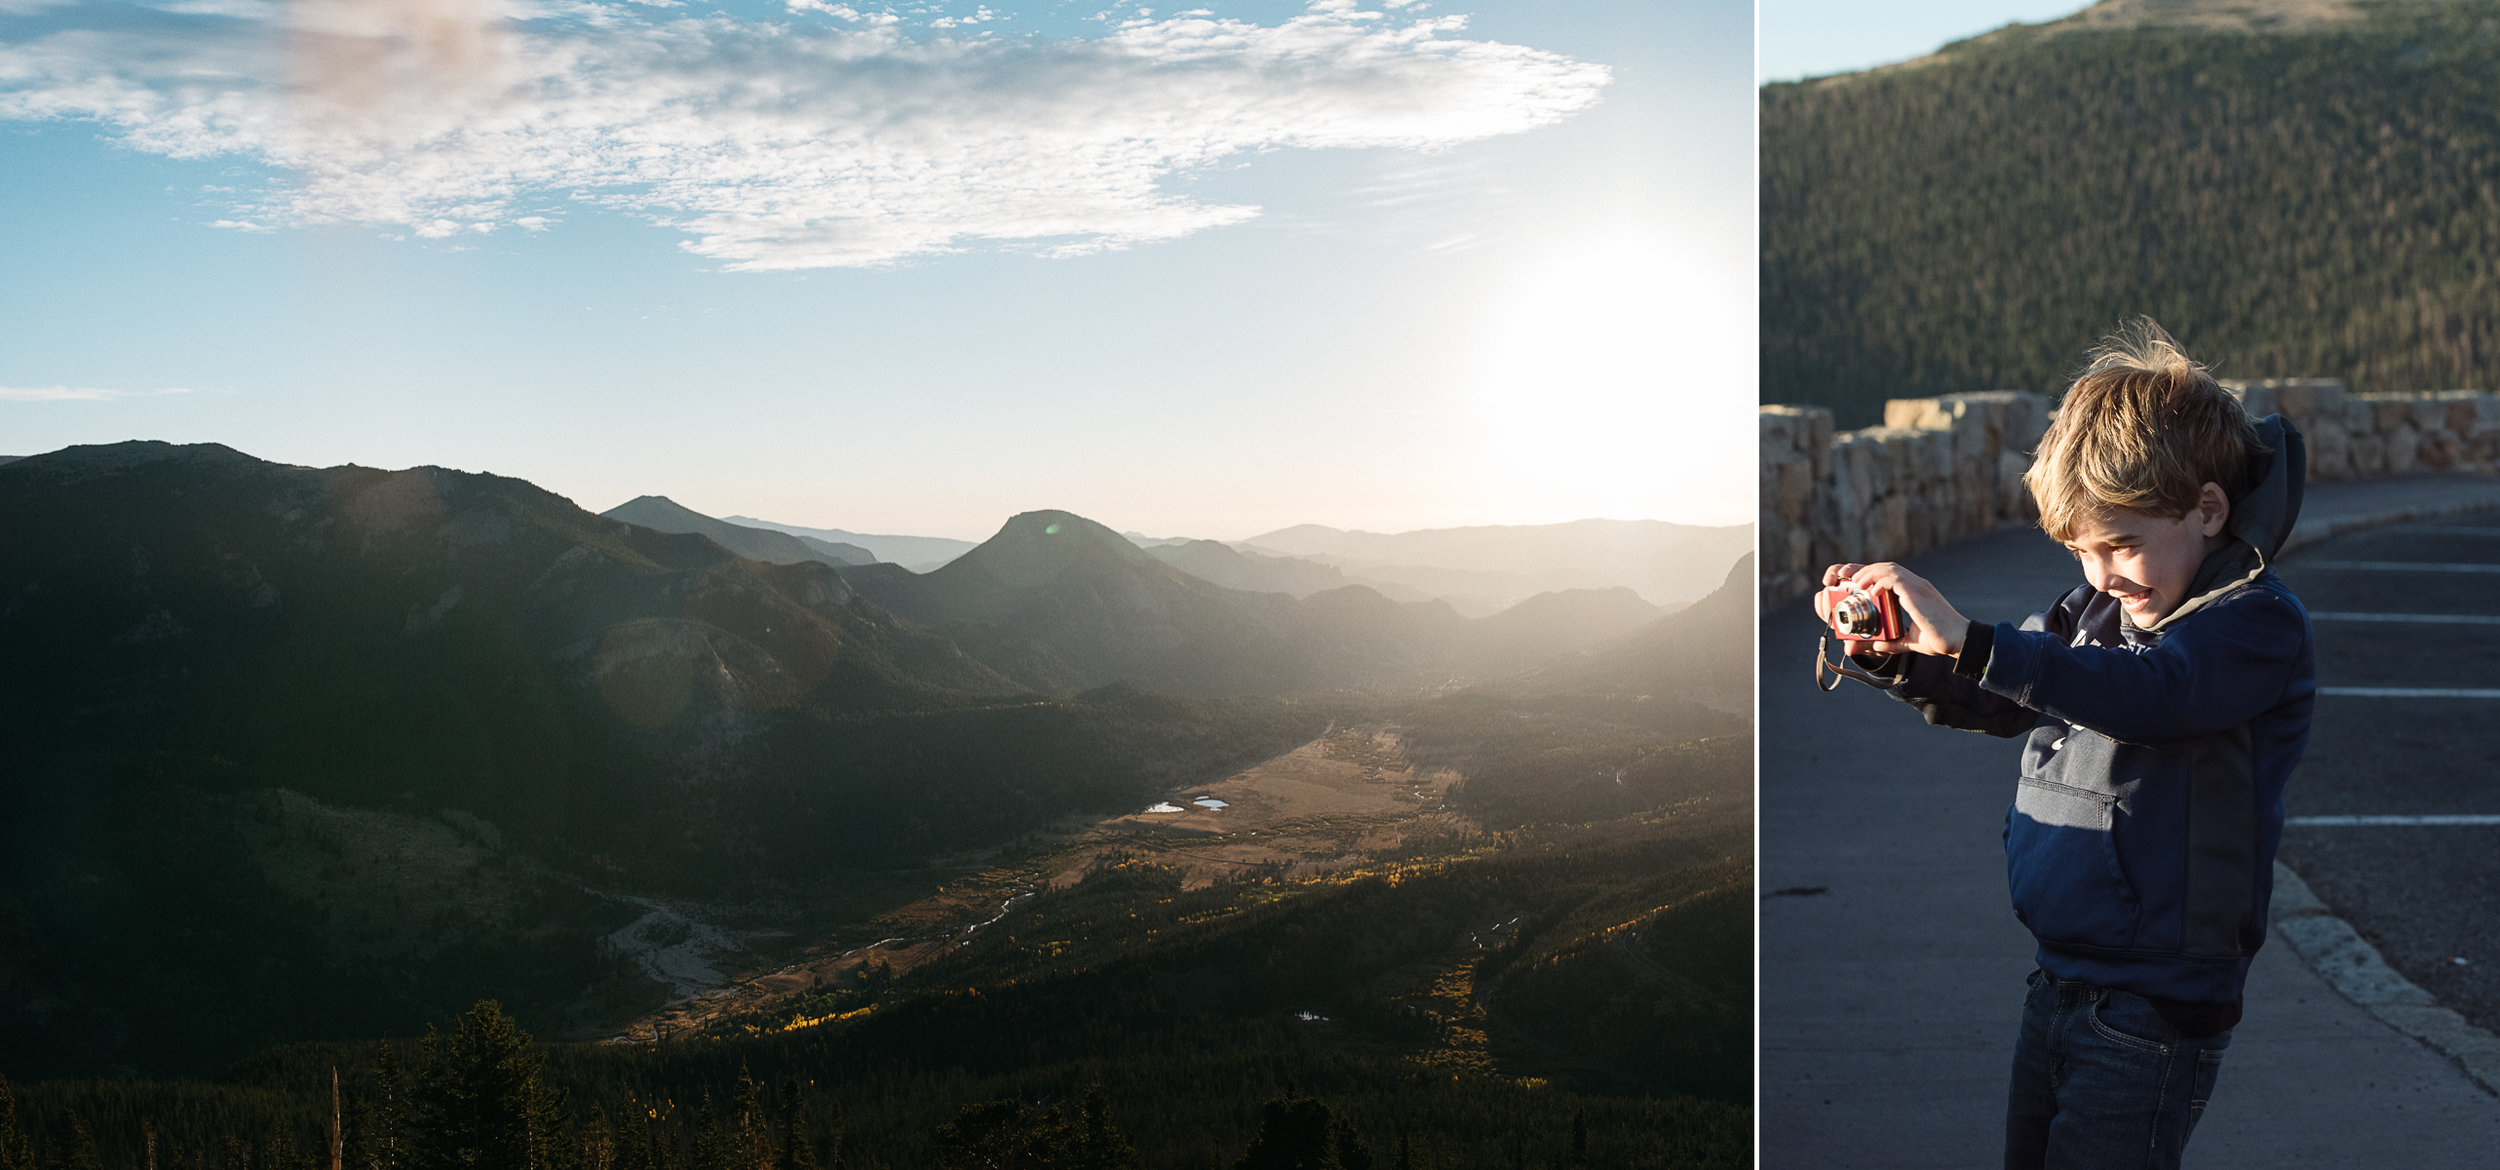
[[2086, 990, 2177, 1056]]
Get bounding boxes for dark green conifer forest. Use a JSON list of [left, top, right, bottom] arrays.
[[1762, 1, 2500, 425], [0, 704, 1749, 1169]]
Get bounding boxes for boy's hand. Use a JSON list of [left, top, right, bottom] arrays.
[[1845, 562, 1972, 659], [1813, 562, 1867, 625]]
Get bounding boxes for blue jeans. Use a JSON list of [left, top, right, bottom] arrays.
[[2004, 969, 2231, 1170]]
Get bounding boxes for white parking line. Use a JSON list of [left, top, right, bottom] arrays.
[[2320, 687, 2500, 698], [2289, 815, 2500, 826], [2310, 612, 2500, 625], [2301, 560, 2500, 573]]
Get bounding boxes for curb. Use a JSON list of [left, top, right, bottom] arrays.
[[2269, 490, 2500, 1097], [2278, 479, 2500, 556], [2270, 861, 2500, 1096]]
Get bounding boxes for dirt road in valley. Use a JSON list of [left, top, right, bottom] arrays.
[[602, 725, 1468, 1043]]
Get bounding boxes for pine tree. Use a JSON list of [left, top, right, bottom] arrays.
[[1234, 1095, 1343, 1170], [366, 1043, 410, 1170], [1067, 1088, 1139, 1170], [0, 1077, 33, 1170], [56, 1114, 105, 1170], [1567, 1112, 1586, 1168], [588, 1111, 618, 1170], [689, 1093, 725, 1170], [729, 1070, 771, 1170], [1325, 1120, 1369, 1170], [774, 1083, 814, 1170], [412, 1001, 566, 1170], [932, 1101, 1069, 1170]]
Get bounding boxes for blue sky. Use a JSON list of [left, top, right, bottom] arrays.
[[0, 0, 1753, 541], [1758, 1, 2090, 83]]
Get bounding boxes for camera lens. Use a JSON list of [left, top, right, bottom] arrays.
[[1834, 591, 1875, 637]]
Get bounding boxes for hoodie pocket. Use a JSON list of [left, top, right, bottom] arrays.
[[2006, 772, 2143, 949]]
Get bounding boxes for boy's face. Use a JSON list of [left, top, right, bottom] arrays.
[[2061, 486, 2231, 624]]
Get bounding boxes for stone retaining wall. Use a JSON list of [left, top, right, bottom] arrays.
[[1760, 381, 2500, 606]]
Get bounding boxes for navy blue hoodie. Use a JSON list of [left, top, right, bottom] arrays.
[[1864, 415, 2315, 1004]]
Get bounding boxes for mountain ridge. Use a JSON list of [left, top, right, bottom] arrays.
[[603, 495, 876, 566]]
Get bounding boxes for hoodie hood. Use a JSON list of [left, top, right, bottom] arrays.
[[2228, 414, 2305, 562], [2143, 413, 2305, 632]]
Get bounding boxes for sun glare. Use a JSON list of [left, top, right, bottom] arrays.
[[1470, 225, 1753, 525]]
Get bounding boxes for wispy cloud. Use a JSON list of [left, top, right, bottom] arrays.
[[0, 385, 195, 401], [0, 2, 1608, 268]]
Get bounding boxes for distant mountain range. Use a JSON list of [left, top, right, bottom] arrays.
[[605, 495, 876, 566], [1514, 553, 1754, 716], [718, 512, 1754, 616], [725, 516, 977, 572], [1239, 518, 1753, 612], [0, 441, 1751, 1076]]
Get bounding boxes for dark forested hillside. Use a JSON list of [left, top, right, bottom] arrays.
[[1762, 0, 2500, 425], [0, 442, 1751, 1162], [0, 444, 1322, 1076]]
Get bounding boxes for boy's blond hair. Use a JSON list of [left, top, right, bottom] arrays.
[[2024, 319, 2262, 541]]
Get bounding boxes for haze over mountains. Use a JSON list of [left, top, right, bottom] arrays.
[[0, 440, 1750, 1076], [605, 495, 876, 566], [1240, 518, 1751, 614], [724, 516, 976, 572], [711, 508, 1749, 617]]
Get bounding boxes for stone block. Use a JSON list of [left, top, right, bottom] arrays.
[[2353, 393, 2412, 434], [2384, 421, 2420, 476], [2225, 381, 2280, 420], [2348, 431, 2387, 478], [1997, 391, 2052, 457], [2461, 394, 2500, 439], [2423, 427, 2462, 471], [1776, 456, 1815, 524], [1831, 431, 1881, 504], [1762, 514, 1795, 577], [1759, 407, 1801, 454], [2411, 396, 2452, 432], [1997, 450, 2035, 521], [1875, 494, 1911, 563], [2300, 415, 2340, 480], [1885, 397, 1949, 432], [2435, 390, 2488, 437], [2268, 379, 2351, 432]]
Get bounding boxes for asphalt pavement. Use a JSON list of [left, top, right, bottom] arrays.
[[1761, 476, 2500, 1168], [2275, 515, 2500, 1040]]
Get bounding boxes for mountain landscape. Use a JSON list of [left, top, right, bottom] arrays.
[[1763, 0, 2500, 424], [1240, 519, 1752, 614], [0, 441, 1752, 1168], [604, 496, 878, 567], [724, 516, 978, 573]]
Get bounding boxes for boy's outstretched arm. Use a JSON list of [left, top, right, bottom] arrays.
[[1823, 562, 2045, 738], [1972, 588, 2310, 743]]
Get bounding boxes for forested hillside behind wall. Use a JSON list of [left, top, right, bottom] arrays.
[[1762, 1, 2500, 425]]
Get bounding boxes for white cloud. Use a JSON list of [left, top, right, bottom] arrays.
[[0, 385, 195, 401], [0, 1, 1608, 269]]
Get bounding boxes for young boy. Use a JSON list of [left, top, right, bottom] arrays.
[[1817, 323, 2315, 1169]]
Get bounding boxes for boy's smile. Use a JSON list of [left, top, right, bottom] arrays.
[[2062, 484, 2232, 625]]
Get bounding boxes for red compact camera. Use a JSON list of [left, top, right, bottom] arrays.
[[1822, 581, 1901, 643]]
